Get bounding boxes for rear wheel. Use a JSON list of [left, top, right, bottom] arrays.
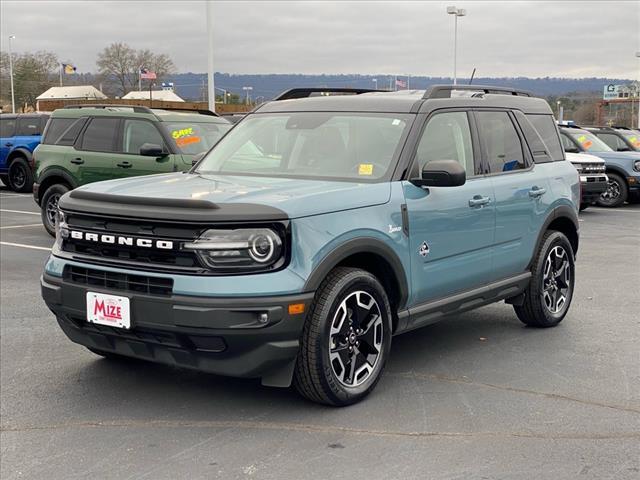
[[293, 267, 392, 406], [597, 172, 627, 208], [40, 184, 69, 236], [8, 157, 33, 193], [514, 231, 575, 328]]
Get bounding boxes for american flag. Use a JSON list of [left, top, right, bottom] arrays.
[[395, 78, 407, 89], [140, 68, 157, 80]]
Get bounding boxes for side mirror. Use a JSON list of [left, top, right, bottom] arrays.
[[564, 146, 579, 154], [139, 143, 166, 157], [191, 152, 206, 166], [411, 160, 466, 187]]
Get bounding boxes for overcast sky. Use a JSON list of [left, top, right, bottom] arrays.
[[1, 1, 638, 78]]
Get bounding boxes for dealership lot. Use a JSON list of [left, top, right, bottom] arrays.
[[1, 189, 638, 479]]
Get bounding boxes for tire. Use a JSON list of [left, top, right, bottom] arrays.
[[8, 157, 34, 193], [293, 267, 392, 406], [40, 184, 69, 237], [597, 172, 627, 208], [579, 203, 589, 212], [514, 231, 575, 328]]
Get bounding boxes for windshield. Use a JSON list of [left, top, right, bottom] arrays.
[[163, 121, 231, 155], [621, 131, 640, 150], [195, 113, 412, 181], [569, 131, 613, 153]]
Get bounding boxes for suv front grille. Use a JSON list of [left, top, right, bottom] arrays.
[[64, 265, 173, 296]]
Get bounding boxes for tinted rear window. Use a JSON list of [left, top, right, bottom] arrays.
[[80, 118, 119, 152], [526, 114, 564, 161], [42, 118, 75, 144], [15, 117, 42, 136]]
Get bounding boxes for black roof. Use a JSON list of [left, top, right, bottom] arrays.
[[257, 85, 552, 115]]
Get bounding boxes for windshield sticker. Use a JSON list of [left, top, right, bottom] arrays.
[[358, 164, 374, 176], [176, 136, 201, 147], [576, 135, 593, 150], [629, 136, 639, 147], [172, 127, 194, 139]]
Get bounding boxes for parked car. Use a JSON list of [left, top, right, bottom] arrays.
[[565, 152, 607, 211], [33, 105, 232, 235], [0, 113, 49, 192], [42, 85, 580, 406], [586, 126, 640, 152], [558, 125, 640, 207]]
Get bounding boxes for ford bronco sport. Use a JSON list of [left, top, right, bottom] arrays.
[[33, 105, 231, 235], [41, 86, 580, 406]]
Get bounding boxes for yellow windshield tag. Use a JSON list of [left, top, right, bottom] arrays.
[[172, 127, 194, 139], [358, 164, 373, 176]]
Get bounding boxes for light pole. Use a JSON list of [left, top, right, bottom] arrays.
[[242, 86, 253, 105], [446, 6, 466, 85], [214, 86, 227, 104], [206, 0, 215, 112], [8, 35, 16, 113]]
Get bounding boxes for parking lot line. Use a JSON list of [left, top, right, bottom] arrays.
[[0, 193, 32, 198], [0, 209, 41, 216], [0, 223, 44, 230], [0, 241, 51, 252]]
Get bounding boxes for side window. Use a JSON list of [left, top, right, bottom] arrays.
[[80, 118, 119, 152], [526, 114, 564, 161], [122, 119, 164, 154], [42, 118, 74, 145], [0, 117, 16, 138], [415, 111, 476, 176], [476, 111, 526, 173], [15, 117, 40, 136], [513, 111, 552, 163], [560, 133, 579, 152], [57, 118, 87, 146], [598, 133, 626, 151]]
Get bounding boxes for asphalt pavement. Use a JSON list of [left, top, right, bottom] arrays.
[[1, 185, 639, 480]]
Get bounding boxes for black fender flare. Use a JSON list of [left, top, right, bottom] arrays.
[[35, 169, 77, 203], [8, 147, 32, 163], [528, 205, 579, 269], [604, 165, 630, 183], [303, 237, 409, 309]]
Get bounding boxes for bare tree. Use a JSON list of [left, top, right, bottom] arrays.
[[0, 50, 58, 111], [96, 42, 136, 96]]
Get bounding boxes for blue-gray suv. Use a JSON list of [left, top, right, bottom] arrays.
[[41, 86, 580, 406]]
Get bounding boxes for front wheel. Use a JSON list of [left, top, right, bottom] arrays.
[[514, 231, 575, 328], [294, 267, 392, 406], [41, 184, 69, 236], [597, 172, 627, 208], [8, 157, 34, 193], [579, 202, 589, 212]]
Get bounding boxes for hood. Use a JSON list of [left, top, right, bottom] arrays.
[[565, 152, 604, 164], [587, 150, 640, 162], [73, 172, 392, 219]]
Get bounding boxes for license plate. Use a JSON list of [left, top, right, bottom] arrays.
[[86, 292, 131, 329]]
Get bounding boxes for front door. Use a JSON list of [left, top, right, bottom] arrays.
[[403, 110, 495, 307]]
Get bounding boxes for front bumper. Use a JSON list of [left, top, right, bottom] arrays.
[[42, 273, 314, 387], [579, 175, 607, 203]]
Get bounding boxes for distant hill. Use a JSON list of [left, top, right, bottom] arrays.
[[164, 73, 632, 101]]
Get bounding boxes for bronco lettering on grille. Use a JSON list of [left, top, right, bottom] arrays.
[[69, 230, 174, 250]]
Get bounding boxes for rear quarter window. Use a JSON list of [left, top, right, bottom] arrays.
[[526, 114, 564, 161], [42, 117, 87, 146]]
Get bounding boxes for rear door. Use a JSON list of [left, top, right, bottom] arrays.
[[109, 118, 175, 178], [0, 116, 16, 173], [73, 117, 121, 185], [476, 110, 552, 281], [14, 116, 43, 151], [403, 110, 495, 305]]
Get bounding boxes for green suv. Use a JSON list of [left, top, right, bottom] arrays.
[[33, 105, 232, 235]]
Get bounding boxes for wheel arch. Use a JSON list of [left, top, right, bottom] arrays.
[[604, 166, 629, 183], [530, 205, 579, 268], [303, 238, 409, 328], [7, 147, 32, 164], [36, 169, 76, 203]]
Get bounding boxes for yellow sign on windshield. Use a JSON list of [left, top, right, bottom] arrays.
[[358, 164, 373, 176], [172, 127, 194, 139]]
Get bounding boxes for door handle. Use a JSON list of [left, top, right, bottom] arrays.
[[70, 157, 84, 165], [5, 142, 13, 147], [468, 195, 491, 208], [117, 162, 132, 169], [529, 186, 546, 198]]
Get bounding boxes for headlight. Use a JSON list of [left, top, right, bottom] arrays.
[[634, 160, 640, 172], [184, 228, 284, 272], [571, 163, 583, 173]]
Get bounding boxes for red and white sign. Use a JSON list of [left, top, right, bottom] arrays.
[[86, 292, 130, 329]]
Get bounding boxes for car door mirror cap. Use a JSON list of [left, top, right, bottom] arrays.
[[411, 159, 466, 187], [139, 143, 167, 157]]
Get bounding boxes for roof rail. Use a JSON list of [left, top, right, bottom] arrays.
[[63, 104, 154, 114], [154, 107, 219, 117], [423, 84, 532, 99], [274, 87, 386, 101]]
